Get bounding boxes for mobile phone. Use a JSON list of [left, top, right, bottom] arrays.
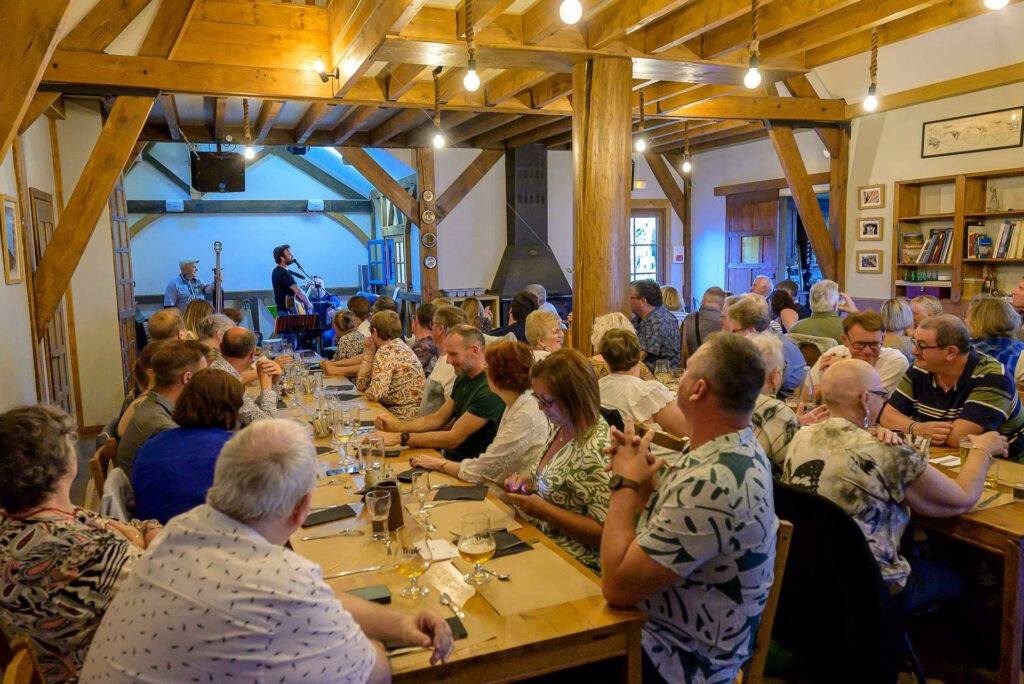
[[325, 468, 346, 477], [347, 584, 392, 604], [301, 505, 356, 528]]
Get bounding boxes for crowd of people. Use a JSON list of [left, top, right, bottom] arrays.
[[5, 274, 1024, 683]]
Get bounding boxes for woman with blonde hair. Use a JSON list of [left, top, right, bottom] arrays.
[[461, 297, 493, 332], [525, 309, 564, 360], [880, 297, 916, 361], [967, 296, 1024, 376], [182, 299, 214, 340], [588, 312, 654, 380], [661, 285, 687, 324]]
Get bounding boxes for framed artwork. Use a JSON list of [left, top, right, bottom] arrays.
[[855, 250, 883, 274], [921, 106, 1024, 158], [1, 195, 23, 285], [858, 217, 884, 241], [858, 184, 885, 210]]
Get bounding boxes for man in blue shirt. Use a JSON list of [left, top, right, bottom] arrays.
[[630, 279, 681, 371], [164, 258, 213, 310]]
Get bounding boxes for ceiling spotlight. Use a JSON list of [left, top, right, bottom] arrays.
[[433, 132, 446, 149], [313, 59, 338, 83], [463, 58, 481, 92], [682, 155, 692, 174], [744, 55, 762, 89], [863, 83, 878, 112], [313, 59, 325, 73], [635, 138, 647, 152], [985, 0, 1010, 8], [243, 146, 256, 160], [559, 0, 583, 24]]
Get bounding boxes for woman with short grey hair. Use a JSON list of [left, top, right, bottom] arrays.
[[789, 279, 852, 343], [880, 297, 916, 361]]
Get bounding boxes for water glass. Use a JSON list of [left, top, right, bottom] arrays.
[[366, 490, 392, 542], [959, 436, 973, 465], [369, 437, 385, 478], [342, 435, 359, 468], [396, 523, 433, 600], [654, 360, 671, 384], [411, 471, 431, 521], [457, 513, 496, 585]]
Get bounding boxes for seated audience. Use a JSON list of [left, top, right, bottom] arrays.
[[910, 294, 943, 330], [375, 325, 505, 460], [413, 342, 549, 484], [789, 279, 855, 343], [722, 293, 806, 397], [504, 349, 611, 574], [881, 314, 1024, 459], [182, 298, 214, 340], [966, 296, 1024, 377], [418, 305, 469, 416], [525, 309, 564, 360], [589, 312, 653, 380], [630, 279, 681, 370], [682, 286, 725, 363], [321, 297, 373, 379], [770, 288, 801, 333], [356, 311, 426, 420], [807, 310, 909, 395], [147, 307, 187, 342], [491, 290, 539, 342], [81, 419, 453, 683], [411, 302, 440, 374], [600, 332, 778, 684], [784, 360, 1005, 598], [373, 294, 398, 313], [116, 340, 162, 439], [211, 327, 280, 426], [348, 295, 373, 335], [461, 296, 492, 332], [117, 339, 207, 476], [661, 285, 687, 324], [597, 329, 688, 437], [777, 279, 812, 319], [133, 368, 243, 524], [0, 405, 162, 683], [197, 313, 234, 352], [525, 283, 560, 316], [880, 297, 916, 361], [1013, 278, 1024, 341], [750, 275, 773, 298], [331, 309, 366, 362]]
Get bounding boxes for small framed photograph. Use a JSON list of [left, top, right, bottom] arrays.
[[858, 184, 885, 210], [855, 250, 883, 274], [858, 217, 884, 241], [1, 195, 24, 285]]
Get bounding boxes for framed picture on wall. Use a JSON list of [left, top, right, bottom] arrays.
[[858, 184, 885, 210], [858, 217, 884, 241], [921, 106, 1024, 158], [1, 195, 23, 285], [855, 250, 883, 274]]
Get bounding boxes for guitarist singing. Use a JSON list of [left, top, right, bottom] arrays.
[[271, 244, 312, 314]]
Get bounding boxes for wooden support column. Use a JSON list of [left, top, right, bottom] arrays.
[[33, 96, 154, 339], [767, 123, 837, 283], [11, 138, 46, 401], [829, 125, 850, 290], [572, 57, 633, 356], [644, 153, 692, 304], [416, 148, 439, 302]]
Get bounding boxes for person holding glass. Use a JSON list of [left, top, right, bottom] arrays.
[[503, 349, 612, 575]]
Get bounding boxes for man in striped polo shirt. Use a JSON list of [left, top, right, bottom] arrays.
[[881, 314, 1024, 461]]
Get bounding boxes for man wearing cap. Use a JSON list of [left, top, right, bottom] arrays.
[[164, 258, 213, 310], [272, 244, 312, 315]]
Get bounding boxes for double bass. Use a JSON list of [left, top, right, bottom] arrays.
[[212, 241, 224, 312]]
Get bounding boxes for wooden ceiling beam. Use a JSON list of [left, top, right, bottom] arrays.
[[376, 62, 432, 100], [697, 0, 858, 59], [253, 99, 285, 144], [528, 73, 574, 109], [651, 122, 762, 152], [407, 109, 478, 146], [331, 0, 427, 97], [337, 146, 418, 222], [0, 1, 73, 164], [542, 130, 574, 148], [504, 116, 572, 147], [638, 83, 738, 114], [294, 102, 330, 144], [648, 119, 754, 150], [57, 0, 150, 52], [435, 150, 504, 220], [18, 93, 63, 135], [331, 105, 379, 144], [689, 128, 768, 152], [587, 0, 691, 49], [159, 94, 183, 141], [456, 0, 517, 39], [471, 114, 560, 147], [137, 0, 197, 58], [485, 70, 551, 106], [667, 95, 844, 121], [522, 0, 617, 45], [370, 106, 429, 145], [642, 0, 773, 54], [448, 113, 521, 143]]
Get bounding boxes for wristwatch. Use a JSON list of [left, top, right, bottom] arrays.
[[400, 432, 410, 447], [609, 474, 641, 492]]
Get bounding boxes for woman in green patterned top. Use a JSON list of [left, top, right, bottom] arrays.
[[504, 348, 611, 574]]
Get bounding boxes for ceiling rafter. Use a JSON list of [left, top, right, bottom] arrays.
[[588, 0, 692, 50], [696, 0, 859, 59], [376, 62, 432, 100], [253, 99, 285, 144], [159, 94, 183, 141], [294, 102, 331, 144]]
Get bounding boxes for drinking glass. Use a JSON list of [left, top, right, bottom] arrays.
[[411, 471, 431, 521], [342, 435, 359, 469], [396, 523, 433, 600], [302, 373, 317, 398], [654, 360, 671, 384], [959, 436, 973, 465], [457, 513, 496, 585], [369, 437, 385, 480], [366, 490, 392, 542], [986, 459, 1001, 490]]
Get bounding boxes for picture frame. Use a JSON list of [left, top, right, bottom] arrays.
[[1, 195, 24, 285], [858, 184, 885, 210], [921, 106, 1024, 158], [858, 217, 884, 241], [855, 250, 883, 274]]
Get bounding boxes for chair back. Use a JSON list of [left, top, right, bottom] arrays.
[[771, 480, 903, 684], [3, 640, 43, 684], [100, 467, 134, 522], [786, 333, 836, 367], [650, 430, 687, 453], [599, 407, 625, 432], [89, 438, 117, 496], [738, 520, 793, 684]]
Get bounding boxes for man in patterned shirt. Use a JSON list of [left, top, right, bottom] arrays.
[[630, 279, 681, 371], [881, 314, 1024, 461], [210, 327, 281, 426], [601, 332, 778, 684]]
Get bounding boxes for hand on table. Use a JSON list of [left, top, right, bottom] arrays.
[[501, 490, 548, 519], [874, 427, 905, 445], [967, 431, 1009, 459], [370, 430, 401, 447], [257, 357, 282, 381], [399, 611, 454, 665], [914, 421, 954, 445], [411, 454, 446, 471], [796, 403, 830, 426]]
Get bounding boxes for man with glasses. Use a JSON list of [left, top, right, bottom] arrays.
[[881, 314, 1024, 460], [807, 311, 909, 395]]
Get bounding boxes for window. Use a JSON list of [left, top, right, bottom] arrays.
[[630, 212, 661, 282]]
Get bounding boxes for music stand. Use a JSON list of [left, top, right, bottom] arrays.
[[273, 314, 323, 355]]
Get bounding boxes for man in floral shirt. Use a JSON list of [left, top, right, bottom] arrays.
[[630, 279, 681, 371]]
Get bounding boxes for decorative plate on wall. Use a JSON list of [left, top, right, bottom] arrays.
[[421, 232, 437, 248], [422, 190, 434, 202], [421, 209, 436, 224], [423, 255, 437, 269]]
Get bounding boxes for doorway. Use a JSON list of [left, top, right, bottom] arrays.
[[725, 189, 778, 295]]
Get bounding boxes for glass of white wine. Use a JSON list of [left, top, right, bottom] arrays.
[[457, 512, 496, 585], [396, 523, 433, 600]]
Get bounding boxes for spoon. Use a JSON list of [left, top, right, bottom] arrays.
[[440, 592, 465, 618], [482, 567, 511, 581]]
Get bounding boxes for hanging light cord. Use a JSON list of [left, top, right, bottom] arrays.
[[638, 91, 645, 136], [465, 0, 477, 66], [432, 67, 442, 128], [243, 98, 251, 146], [750, 0, 760, 58], [869, 28, 878, 87], [683, 121, 689, 157]]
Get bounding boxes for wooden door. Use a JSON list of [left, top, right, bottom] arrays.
[[725, 189, 779, 295], [109, 177, 137, 396], [28, 189, 73, 414]]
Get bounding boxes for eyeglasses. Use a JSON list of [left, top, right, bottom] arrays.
[[848, 341, 883, 352], [867, 388, 890, 400], [535, 394, 557, 409], [912, 340, 949, 352]]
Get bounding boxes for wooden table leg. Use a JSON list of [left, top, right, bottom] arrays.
[[1000, 539, 1024, 684], [622, 621, 643, 684]]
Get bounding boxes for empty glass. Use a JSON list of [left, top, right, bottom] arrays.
[[457, 513, 496, 585], [369, 437, 385, 479], [396, 523, 433, 600], [654, 360, 672, 384], [411, 471, 431, 521], [366, 490, 391, 542]]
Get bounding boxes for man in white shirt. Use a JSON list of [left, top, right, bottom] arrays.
[[808, 310, 909, 394], [81, 419, 453, 683]]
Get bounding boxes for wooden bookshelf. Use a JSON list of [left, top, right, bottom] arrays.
[[891, 166, 1024, 301]]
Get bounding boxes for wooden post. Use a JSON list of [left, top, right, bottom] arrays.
[[572, 57, 633, 356], [416, 147, 439, 302], [829, 125, 850, 290]]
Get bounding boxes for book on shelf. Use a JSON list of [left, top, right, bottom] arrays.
[[992, 219, 1022, 258], [901, 232, 923, 263]]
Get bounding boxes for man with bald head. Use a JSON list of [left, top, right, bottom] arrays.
[[211, 327, 281, 426], [783, 359, 1005, 599], [750, 276, 773, 299], [148, 308, 187, 342]]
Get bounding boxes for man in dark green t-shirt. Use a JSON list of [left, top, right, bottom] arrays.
[[374, 324, 505, 461]]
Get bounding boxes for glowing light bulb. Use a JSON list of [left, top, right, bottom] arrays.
[[463, 69, 480, 92], [682, 157, 692, 174], [985, 0, 1009, 9], [863, 84, 878, 112], [744, 67, 762, 89], [635, 138, 647, 152], [559, 0, 583, 25], [313, 59, 326, 74], [823, 148, 831, 159], [433, 133, 446, 148], [243, 146, 256, 160]]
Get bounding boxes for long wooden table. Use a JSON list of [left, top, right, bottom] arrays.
[[918, 447, 1024, 684], [279, 376, 645, 683]]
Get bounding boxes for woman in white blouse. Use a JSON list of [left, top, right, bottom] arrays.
[[412, 341, 549, 484], [596, 329, 689, 437]]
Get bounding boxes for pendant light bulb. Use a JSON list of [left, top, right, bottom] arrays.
[[682, 156, 692, 174], [559, 0, 583, 24], [243, 146, 256, 160], [634, 138, 647, 152], [863, 83, 878, 112], [744, 55, 762, 89], [985, 0, 1009, 9], [432, 132, 446, 149], [463, 58, 480, 92]]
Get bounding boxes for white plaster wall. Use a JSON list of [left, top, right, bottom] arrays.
[[547, 150, 575, 284]]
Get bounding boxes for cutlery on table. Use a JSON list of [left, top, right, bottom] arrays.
[[421, 500, 458, 510], [310, 504, 351, 512], [482, 567, 511, 581], [977, 491, 1002, 508], [323, 563, 393, 580], [440, 592, 466, 618], [300, 530, 365, 541]]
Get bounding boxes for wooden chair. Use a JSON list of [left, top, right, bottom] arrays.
[[3, 640, 43, 684], [89, 438, 117, 496], [650, 430, 687, 453], [736, 520, 794, 684]]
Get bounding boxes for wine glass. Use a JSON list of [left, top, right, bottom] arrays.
[[396, 523, 433, 600], [411, 471, 431, 521], [366, 490, 391, 543], [457, 512, 495, 585], [342, 435, 359, 469]]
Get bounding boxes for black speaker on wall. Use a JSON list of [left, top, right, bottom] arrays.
[[190, 151, 245, 193]]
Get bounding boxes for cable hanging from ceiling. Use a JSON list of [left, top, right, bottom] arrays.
[[242, 98, 255, 159], [635, 91, 647, 152], [863, 28, 879, 112], [681, 121, 692, 174], [432, 67, 447, 148], [463, 0, 480, 92], [744, 0, 762, 89]]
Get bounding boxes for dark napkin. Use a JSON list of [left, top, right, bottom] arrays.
[[492, 529, 534, 559], [396, 467, 429, 483], [432, 485, 487, 502], [359, 419, 376, 427], [316, 446, 334, 455]]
